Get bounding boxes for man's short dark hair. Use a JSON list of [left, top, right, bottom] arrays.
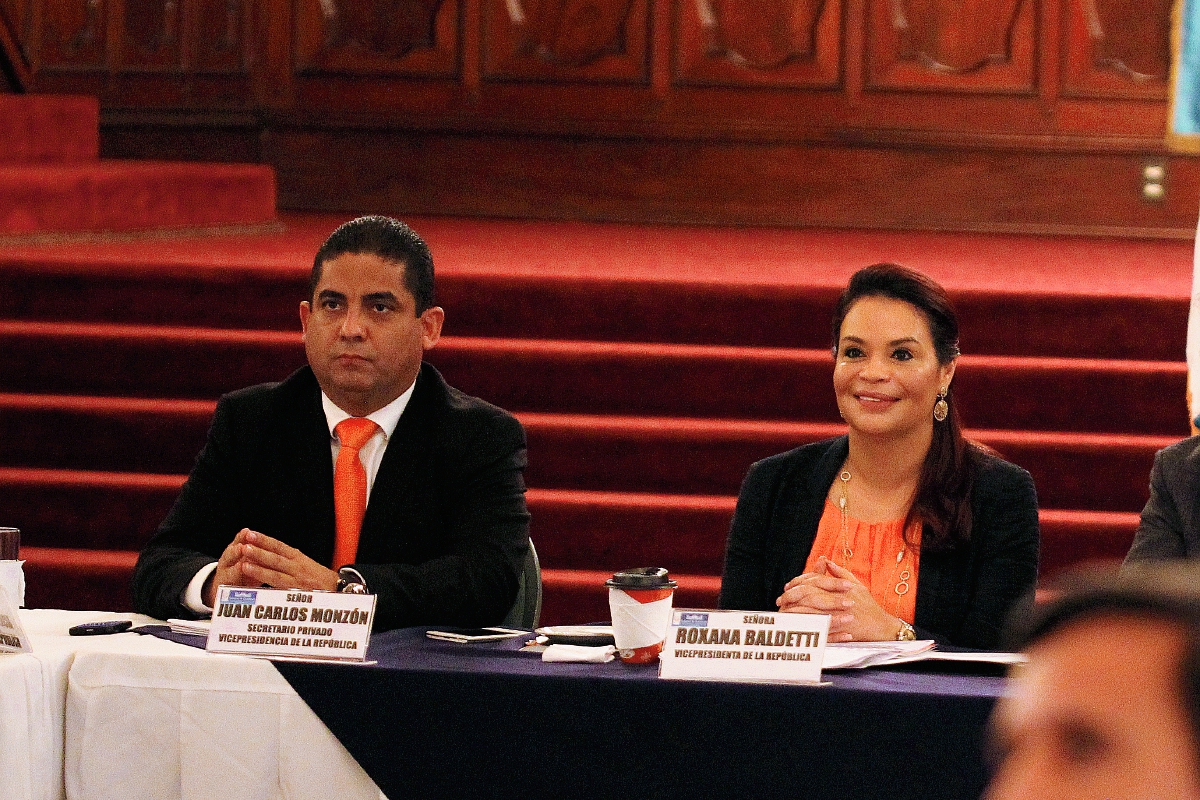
[[1007, 564, 1200, 757], [311, 216, 436, 314]]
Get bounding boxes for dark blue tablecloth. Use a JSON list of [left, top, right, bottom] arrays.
[[259, 628, 1005, 800]]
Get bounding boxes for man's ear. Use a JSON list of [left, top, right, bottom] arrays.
[[299, 301, 311, 334], [420, 306, 445, 350]]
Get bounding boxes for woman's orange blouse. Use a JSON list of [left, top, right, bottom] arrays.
[[803, 500, 922, 624]]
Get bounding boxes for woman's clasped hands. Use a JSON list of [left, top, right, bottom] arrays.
[[776, 556, 904, 642]]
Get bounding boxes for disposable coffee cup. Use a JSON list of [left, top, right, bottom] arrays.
[[606, 567, 677, 664]]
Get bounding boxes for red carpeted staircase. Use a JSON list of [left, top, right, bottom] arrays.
[[0, 96, 1193, 621], [0, 95, 275, 236], [0, 200, 1193, 623]]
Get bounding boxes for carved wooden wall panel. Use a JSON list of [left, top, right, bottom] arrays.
[[674, 0, 839, 87], [1, 0, 33, 52], [14, 0, 1196, 236], [293, 0, 459, 76], [40, 0, 109, 68], [867, 0, 1035, 93], [483, 0, 649, 83], [193, 0, 249, 72], [1062, 0, 1169, 99], [121, 0, 183, 69]]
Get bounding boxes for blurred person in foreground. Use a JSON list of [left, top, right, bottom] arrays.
[[718, 263, 1039, 648], [131, 216, 530, 631], [986, 564, 1200, 800]]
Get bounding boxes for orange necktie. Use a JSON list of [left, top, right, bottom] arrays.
[[332, 418, 380, 569]]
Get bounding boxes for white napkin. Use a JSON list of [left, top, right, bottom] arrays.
[[542, 644, 617, 663]]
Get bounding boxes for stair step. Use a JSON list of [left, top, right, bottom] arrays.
[[0, 321, 307, 398], [0, 161, 277, 235], [0, 467, 182, 552], [22, 547, 138, 612], [523, 415, 1168, 512], [0, 394, 214, 474], [0, 394, 1174, 511], [0, 467, 1137, 584], [430, 340, 1187, 437], [0, 256, 1187, 361], [0, 325, 1186, 436], [0, 95, 99, 164]]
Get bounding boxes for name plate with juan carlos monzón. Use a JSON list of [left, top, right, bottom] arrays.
[[206, 585, 376, 662], [659, 609, 830, 683]]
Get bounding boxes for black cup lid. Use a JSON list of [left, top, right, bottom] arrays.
[[605, 567, 677, 589]]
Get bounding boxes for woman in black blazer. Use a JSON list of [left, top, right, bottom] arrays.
[[718, 264, 1039, 650]]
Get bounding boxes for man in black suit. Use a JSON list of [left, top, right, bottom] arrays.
[[131, 216, 530, 631], [1125, 435, 1200, 564]]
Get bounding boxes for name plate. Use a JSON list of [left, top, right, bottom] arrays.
[[0, 586, 31, 654], [206, 585, 376, 662], [659, 609, 830, 684]]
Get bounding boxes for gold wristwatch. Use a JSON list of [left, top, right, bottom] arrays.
[[896, 620, 916, 641]]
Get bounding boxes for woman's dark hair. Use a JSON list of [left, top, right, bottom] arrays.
[[831, 263, 977, 552]]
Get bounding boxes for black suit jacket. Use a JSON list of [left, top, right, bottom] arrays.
[[717, 436, 1040, 649], [1125, 435, 1200, 563], [131, 363, 531, 631]]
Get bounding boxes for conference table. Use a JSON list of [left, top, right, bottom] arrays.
[[3, 609, 1009, 800], [2, 609, 380, 800]]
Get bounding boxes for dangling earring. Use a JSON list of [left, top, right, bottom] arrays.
[[933, 389, 949, 422]]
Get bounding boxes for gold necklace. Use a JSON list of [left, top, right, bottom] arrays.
[[837, 470, 853, 563], [891, 545, 912, 614], [838, 467, 911, 613]]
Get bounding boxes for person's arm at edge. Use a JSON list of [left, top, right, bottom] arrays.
[[1124, 446, 1188, 565]]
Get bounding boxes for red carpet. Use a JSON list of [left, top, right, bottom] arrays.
[[0, 95, 98, 162], [0, 95, 275, 235], [0, 211, 1192, 622]]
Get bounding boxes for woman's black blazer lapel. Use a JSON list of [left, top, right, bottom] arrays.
[[772, 436, 848, 590]]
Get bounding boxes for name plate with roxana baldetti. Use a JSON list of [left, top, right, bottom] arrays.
[[659, 609, 830, 684], [206, 585, 376, 662]]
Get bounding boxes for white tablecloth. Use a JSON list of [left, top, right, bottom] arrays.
[[1, 610, 384, 800], [1, 610, 161, 800]]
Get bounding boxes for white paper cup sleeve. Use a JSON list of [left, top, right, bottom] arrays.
[[609, 588, 673, 650]]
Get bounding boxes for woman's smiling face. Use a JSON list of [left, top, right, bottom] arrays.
[[833, 295, 956, 441]]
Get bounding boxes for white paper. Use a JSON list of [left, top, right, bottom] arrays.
[[821, 641, 1026, 669], [822, 640, 936, 669], [167, 618, 212, 636], [0, 561, 25, 608], [886, 650, 1027, 667]]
